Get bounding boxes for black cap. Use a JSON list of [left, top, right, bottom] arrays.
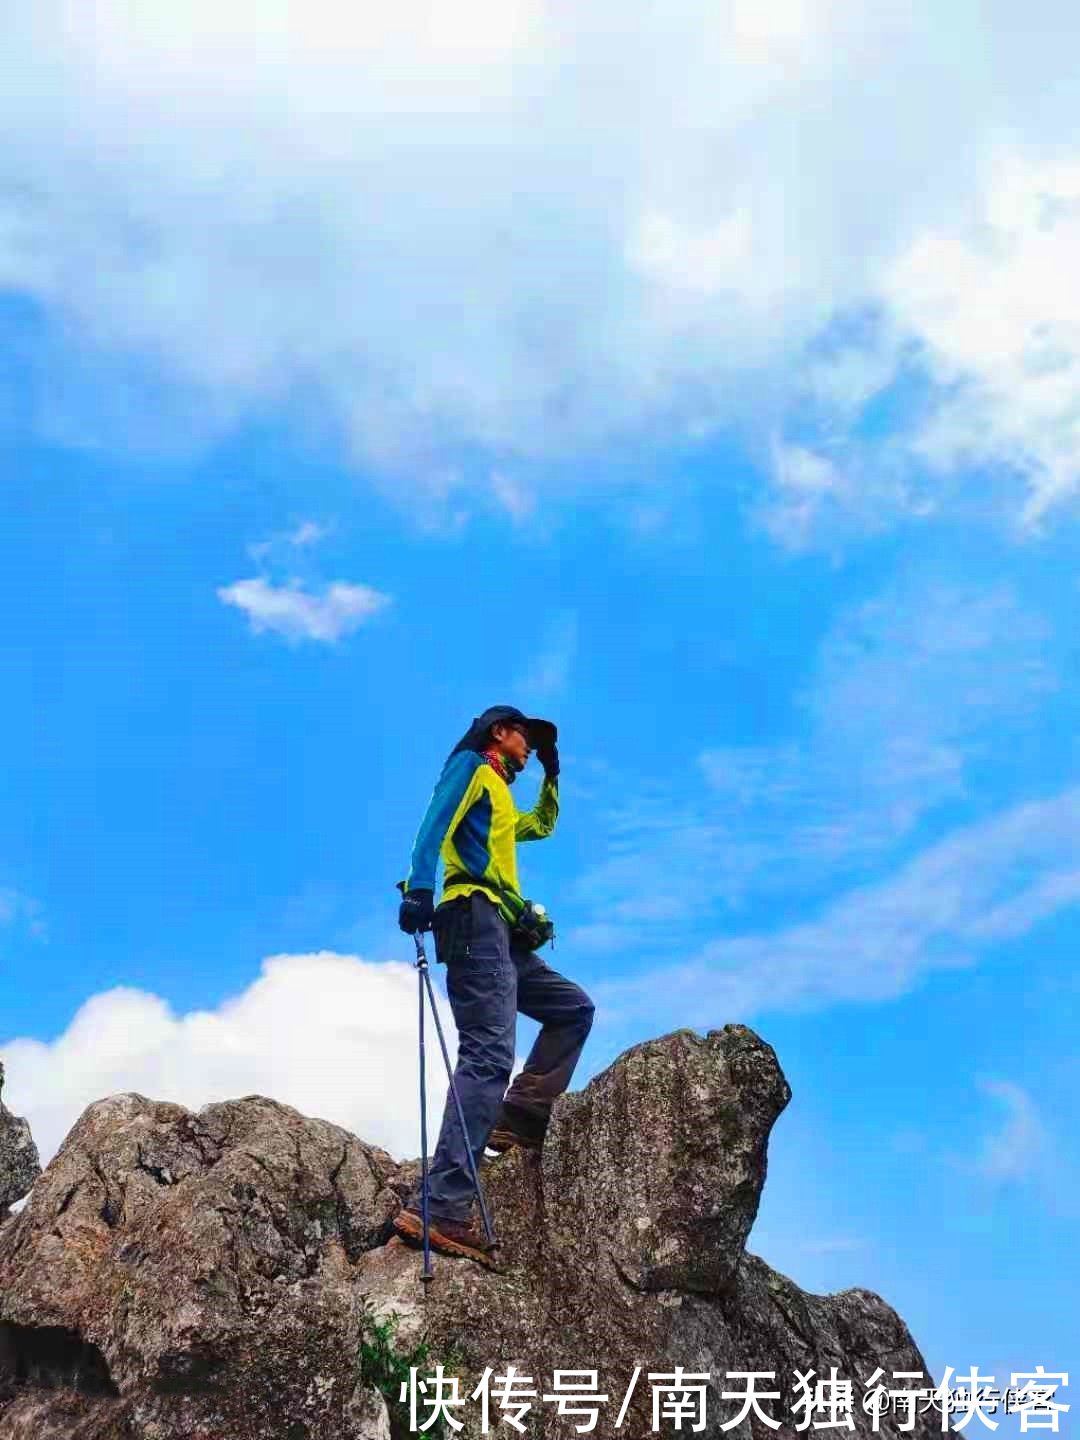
[[447, 705, 557, 760]]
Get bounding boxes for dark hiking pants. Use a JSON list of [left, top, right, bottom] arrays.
[[413, 889, 595, 1223]]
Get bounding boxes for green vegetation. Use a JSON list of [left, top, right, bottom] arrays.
[[358, 1300, 469, 1440]]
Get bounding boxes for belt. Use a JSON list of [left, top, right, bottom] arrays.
[[441, 875, 522, 922], [442, 874, 496, 899]]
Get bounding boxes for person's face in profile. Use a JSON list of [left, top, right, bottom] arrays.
[[491, 721, 531, 770]]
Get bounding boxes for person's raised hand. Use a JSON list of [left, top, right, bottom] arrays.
[[536, 740, 559, 780]]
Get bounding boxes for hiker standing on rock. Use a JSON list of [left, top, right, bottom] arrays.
[[393, 705, 595, 1266]]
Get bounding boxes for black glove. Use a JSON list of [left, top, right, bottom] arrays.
[[536, 740, 559, 780], [398, 886, 434, 934]]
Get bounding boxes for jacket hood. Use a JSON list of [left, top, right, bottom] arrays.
[[445, 705, 557, 783]]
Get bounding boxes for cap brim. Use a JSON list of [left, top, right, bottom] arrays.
[[525, 718, 557, 749]]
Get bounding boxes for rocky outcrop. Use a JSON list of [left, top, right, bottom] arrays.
[[0, 1029, 937, 1438], [0, 1064, 39, 1223], [0, 1093, 401, 1437]]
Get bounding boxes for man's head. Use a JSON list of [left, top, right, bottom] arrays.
[[444, 706, 557, 781], [488, 718, 531, 772]]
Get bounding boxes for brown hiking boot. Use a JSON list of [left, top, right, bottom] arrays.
[[486, 1102, 547, 1154], [392, 1206, 501, 1269]]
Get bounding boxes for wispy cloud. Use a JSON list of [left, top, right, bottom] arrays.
[[247, 519, 333, 565], [515, 609, 578, 700], [968, 1080, 1047, 1185], [566, 573, 1057, 955], [216, 576, 391, 643], [758, 441, 853, 552], [287, 520, 329, 547], [0, 888, 47, 942], [489, 471, 536, 523], [798, 1236, 867, 1256], [933, 1077, 1080, 1220], [560, 566, 1076, 1028], [591, 785, 1080, 1026]]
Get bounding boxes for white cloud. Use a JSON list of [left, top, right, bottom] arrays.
[[0, 951, 519, 1168], [3, 3, 1080, 529], [627, 208, 754, 298], [764, 144, 1080, 539], [217, 575, 391, 642], [731, 0, 813, 47], [882, 150, 1080, 528], [759, 441, 851, 549]]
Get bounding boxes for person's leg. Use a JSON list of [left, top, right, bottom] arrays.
[[420, 892, 517, 1221], [499, 950, 595, 1128]]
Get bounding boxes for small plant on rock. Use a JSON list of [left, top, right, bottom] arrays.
[[358, 1299, 469, 1440]]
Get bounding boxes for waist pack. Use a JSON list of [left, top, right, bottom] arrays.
[[439, 883, 556, 953], [511, 898, 556, 952]]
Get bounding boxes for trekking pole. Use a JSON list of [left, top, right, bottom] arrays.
[[412, 931, 497, 1249], [414, 933, 434, 1285]]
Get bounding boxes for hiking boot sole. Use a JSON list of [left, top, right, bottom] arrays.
[[486, 1125, 544, 1153], [392, 1208, 502, 1270]]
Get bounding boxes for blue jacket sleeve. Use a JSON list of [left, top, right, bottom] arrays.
[[402, 751, 480, 892]]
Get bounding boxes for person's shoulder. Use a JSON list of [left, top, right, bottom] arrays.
[[441, 749, 483, 780]]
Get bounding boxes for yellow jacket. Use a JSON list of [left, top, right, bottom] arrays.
[[401, 749, 559, 926]]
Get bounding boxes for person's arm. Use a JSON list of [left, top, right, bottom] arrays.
[[514, 773, 559, 842], [400, 750, 483, 891]]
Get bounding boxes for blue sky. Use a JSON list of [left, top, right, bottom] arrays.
[[2, 2, 1078, 1430]]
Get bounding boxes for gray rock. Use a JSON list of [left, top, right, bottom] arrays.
[[544, 1026, 792, 1294], [0, 1093, 401, 1438], [0, 1028, 937, 1439], [0, 1063, 40, 1220], [361, 1027, 936, 1437]]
